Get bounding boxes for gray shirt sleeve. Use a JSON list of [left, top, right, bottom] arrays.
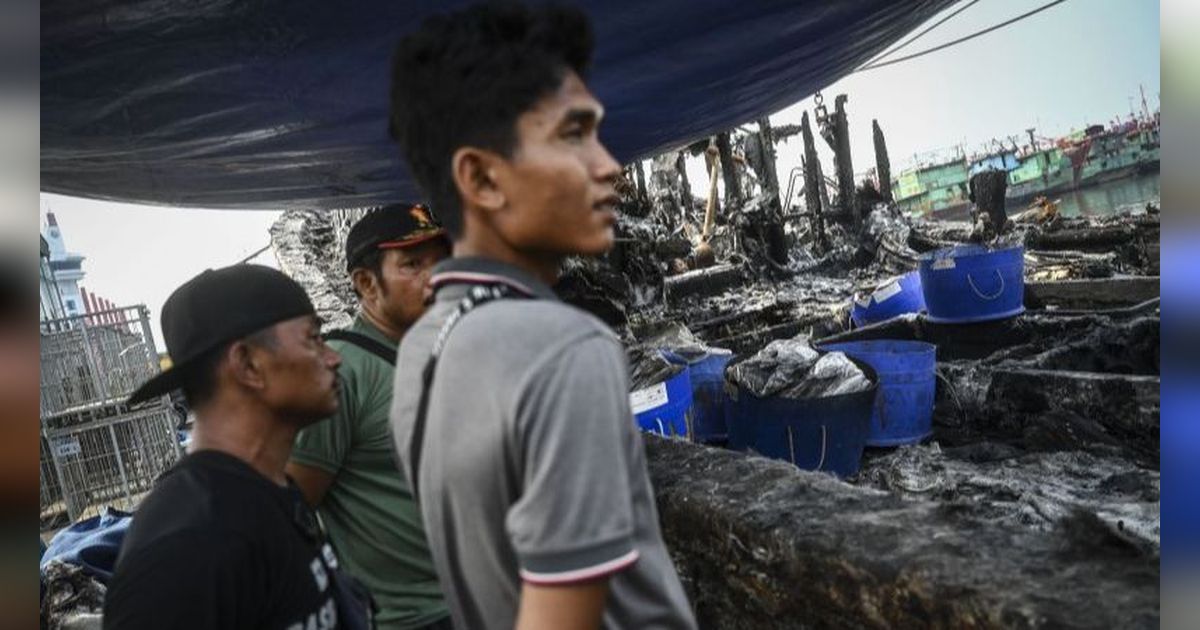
[[504, 333, 640, 584]]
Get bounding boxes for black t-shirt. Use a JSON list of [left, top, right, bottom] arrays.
[[103, 450, 341, 630]]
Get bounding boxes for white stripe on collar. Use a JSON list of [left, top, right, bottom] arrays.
[[429, 271, 536, 297]]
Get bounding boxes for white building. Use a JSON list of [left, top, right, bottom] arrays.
[[40, 212, 87, 320]]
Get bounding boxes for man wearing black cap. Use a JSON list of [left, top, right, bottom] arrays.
[[287, 204, 451, 630], [103, 265, 354, 629]]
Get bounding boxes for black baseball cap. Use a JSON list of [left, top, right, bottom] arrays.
[[345, 203, 448, 271], [127, 264, 316, 405]]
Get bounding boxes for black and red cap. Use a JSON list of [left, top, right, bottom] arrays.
[[345, 203, 448, 271]]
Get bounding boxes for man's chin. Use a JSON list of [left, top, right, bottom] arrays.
[[574, 229, 615, 256]]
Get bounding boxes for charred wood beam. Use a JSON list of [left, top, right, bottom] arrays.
[[675, 151, 694, 223], [873, 119, 892, 202], [634, 159, 648, 202], [686, 300, 795, 334], [817, 311, 1156, 362], [985, 368, 1160, 467], [1026, 225, 1138, 250], [663, 264, 744, 305], [715, 132, 742, 208], [645, 438, 1159, 630], [969, 170, 1008, 232], [770, 123, 803, 142], [756, 117, 782, 206], [934, 359, 1160, 469], [800, 112, 827, 253], [832, 95, 857, 225], [1025, 276, 1160, 310]]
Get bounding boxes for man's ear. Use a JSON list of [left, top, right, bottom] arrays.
[[350, 267, 378, 302], [227, 340, 268, 392], [451, 147, 506, 213]]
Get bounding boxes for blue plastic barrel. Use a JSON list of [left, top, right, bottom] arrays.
[[819, 341, 936, 446], [632, 365, 693, 438], [850, 271, 926, 328], [685, 349, 733, 443], [919, 244, 1025, 323], [724, 359, 877, 477]]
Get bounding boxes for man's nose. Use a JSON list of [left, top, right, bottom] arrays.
[[592, 141, 621, 183]]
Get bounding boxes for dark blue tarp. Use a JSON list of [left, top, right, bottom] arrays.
[[40, 507, 132, 583], [42, 0, 954, 210]]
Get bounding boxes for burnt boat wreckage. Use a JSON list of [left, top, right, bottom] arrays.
[[273, 97, 1160, 629]]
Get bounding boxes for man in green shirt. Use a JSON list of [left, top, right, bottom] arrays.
[[288, 204, 452, 630]]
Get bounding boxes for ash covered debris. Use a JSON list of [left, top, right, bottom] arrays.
[[854, 444, 1159, 555], [270, 208, 370, 330], [41, 561, 105, 630]]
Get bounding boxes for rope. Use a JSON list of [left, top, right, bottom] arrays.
[[863, 0, 983, 67], [237, 243, 272, 264], [857, 0, 1070, 72]]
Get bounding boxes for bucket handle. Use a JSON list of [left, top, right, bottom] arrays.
[[656, 418, 666, 437], [966, 269, 1005, 301]]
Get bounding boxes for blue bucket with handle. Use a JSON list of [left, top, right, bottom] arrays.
[[919, 244, 1025, 323], [850, 271, 926, 328], [631, 364, 692, 438], [724, 357, 877, 477], [819, 340, 936, 446]]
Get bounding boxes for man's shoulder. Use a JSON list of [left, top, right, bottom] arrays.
[[133, 454, 278, 537]]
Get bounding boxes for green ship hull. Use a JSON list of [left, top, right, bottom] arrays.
[[893, 119, 1160, 219]]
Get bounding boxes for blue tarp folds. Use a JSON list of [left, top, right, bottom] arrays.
[[41, 0, 954, 210]]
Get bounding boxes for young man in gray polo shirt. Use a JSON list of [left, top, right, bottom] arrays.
[[386, 3, 696, 630]]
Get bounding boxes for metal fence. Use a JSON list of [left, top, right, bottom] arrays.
[[41, 406, 181, 529], [39, 305, 182, 530], [40, 306, 163, 417]]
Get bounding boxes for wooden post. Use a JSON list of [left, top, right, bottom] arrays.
[[715, 132, 742, 208], [756, 117, 781, 205], [969, 169, 1009, 232], [801, 112, 827, 253], [675, 151, 693, 223], [702, 153, 720, 241], [873, 119, 892, 202], [634, 159, 648, 202], [832, 95, 857, 226]]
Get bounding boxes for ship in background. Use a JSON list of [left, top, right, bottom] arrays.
[[892, 94, 1160, 220]]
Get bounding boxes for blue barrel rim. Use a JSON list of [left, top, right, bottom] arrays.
[[918, 242, 1024, 262], [923, 305, 1025, 324]]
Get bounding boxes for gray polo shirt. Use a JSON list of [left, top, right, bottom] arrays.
[[390, 257, 696, 630]]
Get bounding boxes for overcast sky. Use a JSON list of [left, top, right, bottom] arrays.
[[40, 0, 1159, 347]]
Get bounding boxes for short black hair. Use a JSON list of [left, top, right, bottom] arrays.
[[388, 2, 594, 238], [179, 328, 278, 409]]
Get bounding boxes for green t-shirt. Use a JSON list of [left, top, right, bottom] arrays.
[[292, 316, 447, 629]]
